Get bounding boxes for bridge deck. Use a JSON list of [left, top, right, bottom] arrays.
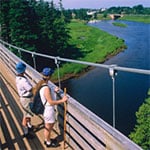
[[0, 59, 67, 150]]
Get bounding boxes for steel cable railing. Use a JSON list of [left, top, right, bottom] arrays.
[[0, 39, 150, 75], [0, 39, 150, 128]]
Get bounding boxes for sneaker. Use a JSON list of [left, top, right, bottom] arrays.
[[44, 139, 57, 145], [28, 126, 34, 132], [23, 133, 34, 139], [44, 140, 58, 147], [51, 138, 57, 143]]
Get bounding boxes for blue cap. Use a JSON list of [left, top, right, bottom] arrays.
[[16, 62, 26, 74], [42, 67, 54, 76]]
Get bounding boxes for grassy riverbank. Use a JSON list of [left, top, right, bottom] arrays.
[[97, 14, 150, 23], [119, 15, 150, 23], [52, 20, 126, 81]]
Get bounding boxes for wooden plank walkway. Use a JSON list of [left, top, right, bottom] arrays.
[[0, 59, 69, 150]]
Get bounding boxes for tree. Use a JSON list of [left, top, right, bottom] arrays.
[[133, 5, 144, 14], [34, 0, 70, 56], [9, 0, 38, 51], [0, 0, 11, 42], [129, 90, 150, 150]]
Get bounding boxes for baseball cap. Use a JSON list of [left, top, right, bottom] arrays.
[[16, 62, 26, 74], [42, 67, 54, 76]]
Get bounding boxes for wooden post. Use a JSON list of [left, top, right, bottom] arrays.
[[63, 88, 67, 150]]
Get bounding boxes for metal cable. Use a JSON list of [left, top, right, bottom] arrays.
[[0, 39, 150, 75]]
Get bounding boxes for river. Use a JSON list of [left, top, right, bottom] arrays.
[[63, 20, 150, 136]]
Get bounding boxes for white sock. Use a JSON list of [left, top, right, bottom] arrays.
[[46, 140, 51, 145], [27, 122, 32, 128]]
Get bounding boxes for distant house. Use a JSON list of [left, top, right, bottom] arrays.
[[101, 8, 107, 12], [72, 12, 76, 19], [87, 11, 96, 15]]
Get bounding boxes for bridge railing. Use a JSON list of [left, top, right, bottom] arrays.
[[0, 40, 145, 150]]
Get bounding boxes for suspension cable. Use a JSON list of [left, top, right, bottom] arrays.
[[55, 57, 61, 88], [0, 39, 150, 75]]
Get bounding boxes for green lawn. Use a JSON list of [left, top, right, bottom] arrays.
[[52, 20, 126, 81], [119, 15, 150, 23]]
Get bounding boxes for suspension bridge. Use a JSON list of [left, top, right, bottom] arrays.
[[1, 39, 149, 150]]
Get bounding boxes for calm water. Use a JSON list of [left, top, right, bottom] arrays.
[[63, 20, 150, 136]]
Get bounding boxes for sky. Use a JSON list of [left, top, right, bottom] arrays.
[[47, 0, 150, 9]]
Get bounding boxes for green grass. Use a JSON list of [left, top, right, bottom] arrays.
[[97, 14, 150, 24], [119, 15, 150, 23], [52, 20, 126, 81], [112, 22, 127, 27]]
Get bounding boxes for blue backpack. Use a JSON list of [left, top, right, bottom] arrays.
[[29, 85, 47, 115]]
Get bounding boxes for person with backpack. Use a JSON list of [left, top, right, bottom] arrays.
[[16, 62, 34, 139], [33, 67, 68, 147]]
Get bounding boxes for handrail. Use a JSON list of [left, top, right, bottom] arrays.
[[0, 39, 144, 149], [0, 39, 150, 75]]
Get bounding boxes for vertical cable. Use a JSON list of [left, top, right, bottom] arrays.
[[112, 76, 115, 128], [55, 57, 61, 88], [109, 65, 117, 128], [54, 57, 61, 133], [18, 49, 22, 58], [32, 52, 36, 70]]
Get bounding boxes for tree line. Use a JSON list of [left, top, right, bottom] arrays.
[[0, 0, 70, 59], [103, 5, 150, 15], [63, 5, 150, 21]]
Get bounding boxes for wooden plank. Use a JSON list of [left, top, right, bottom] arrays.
[[0, 113, 7, 147], [0, 44, 142, 150], [67, 98, 138, 149], [0, 84, 30, 149], [67, 115, 105, 150], [56, 105, 105, 149], [57, 111, 105, 150], [0, 111, 15, 150]]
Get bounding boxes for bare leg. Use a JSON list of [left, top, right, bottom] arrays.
[[44, 123, 54, 142], [22, 117, 32, 134], [22, 117, 28, 135], [26, 117, 32, 128], [22, 117, 31, 126], [22, 117, 27, 126]]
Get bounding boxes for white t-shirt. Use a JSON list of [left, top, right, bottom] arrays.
[[16, 76, 32, 97]]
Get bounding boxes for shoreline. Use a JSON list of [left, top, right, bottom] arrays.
[[52, 20, 127, 84], [52, 45, 126, 84]]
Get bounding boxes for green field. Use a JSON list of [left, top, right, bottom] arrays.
[[97, 14, 150, 23], [119, 15, 150, 23], [52, 20, 126, 81]]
